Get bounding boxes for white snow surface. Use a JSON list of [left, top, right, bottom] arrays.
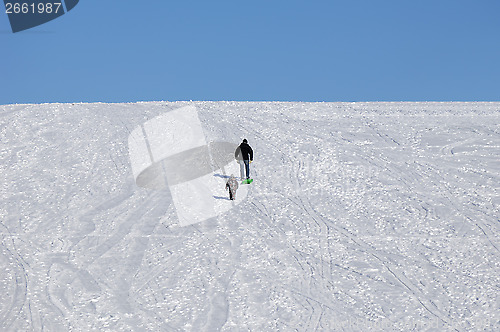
[[0, 101, 499, 331]]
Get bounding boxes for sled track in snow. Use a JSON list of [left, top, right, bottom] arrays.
[[0, 224, 29, 331]]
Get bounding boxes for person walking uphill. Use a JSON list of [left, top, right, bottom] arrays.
[[235, 139, 253, 181], [225, 175, 239, 200]]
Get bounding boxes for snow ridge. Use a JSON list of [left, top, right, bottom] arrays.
[[0, 102, 499, 331]]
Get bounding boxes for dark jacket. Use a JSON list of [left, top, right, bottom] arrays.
[[235, 142, 253, 161]]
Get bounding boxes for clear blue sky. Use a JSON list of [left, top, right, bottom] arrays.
[[1, 0, 500, 104]]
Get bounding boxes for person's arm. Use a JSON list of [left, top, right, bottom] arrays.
[[249, 146, 253, 161]]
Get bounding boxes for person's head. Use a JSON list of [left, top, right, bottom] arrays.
[[242, 139, 248, 144]]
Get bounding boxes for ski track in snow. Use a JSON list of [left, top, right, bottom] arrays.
[[0, 101, 499, 331]]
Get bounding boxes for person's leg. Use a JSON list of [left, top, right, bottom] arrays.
[[244, 160, 250, 179], [239, 160, 245, 180]]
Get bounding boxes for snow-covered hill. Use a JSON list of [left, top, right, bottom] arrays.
[[1, 102, 499, 331]]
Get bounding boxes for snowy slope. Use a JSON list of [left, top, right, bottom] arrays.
[[0, 102, 499, 331]]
